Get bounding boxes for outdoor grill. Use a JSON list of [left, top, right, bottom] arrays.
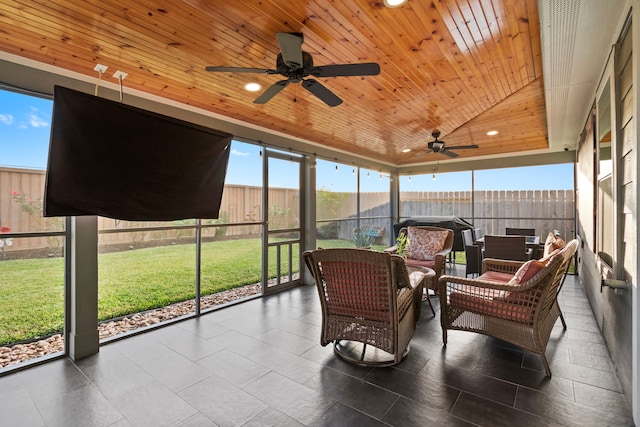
[[393, 216, 474, 253]]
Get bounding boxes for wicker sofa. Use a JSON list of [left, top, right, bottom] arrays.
[[438, 239, 579, 376]]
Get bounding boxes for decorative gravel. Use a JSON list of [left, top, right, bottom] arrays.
[[0, 283, 262, 369]]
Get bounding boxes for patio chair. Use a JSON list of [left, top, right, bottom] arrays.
[[506, 227, 539, 257], [303, 248, 424, 366], [386, 226, 454, 292], [505, 227, 536, 236], [462, 229, 480, 277], [483, 234, 530, 261], [438, 239, 580, 376], [473, 227, 484, 241]]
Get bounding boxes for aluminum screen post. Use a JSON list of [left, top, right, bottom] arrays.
[[68, 215, 99, 360]]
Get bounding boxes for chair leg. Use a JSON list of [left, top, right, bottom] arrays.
[[555, 301, 567, 330], [422, 288, 436, 317], [541, 353, 552, 377], [559, 310, 567, 330], [442, 329, 448, 345]]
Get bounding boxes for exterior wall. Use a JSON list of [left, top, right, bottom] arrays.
[[576, 7, 637, 418], [617, 16, 635, 404]]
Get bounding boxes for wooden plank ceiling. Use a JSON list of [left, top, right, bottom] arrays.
[[0, 0, 547, 166]]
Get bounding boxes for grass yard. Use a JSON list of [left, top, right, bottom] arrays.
[[0, 237, 468, 345], [0, 237, 372, 345], [1, 238, 274, 345]]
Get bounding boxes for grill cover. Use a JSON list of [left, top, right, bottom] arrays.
[[393, 216, 474, 252]]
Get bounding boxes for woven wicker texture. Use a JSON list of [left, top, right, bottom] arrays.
[[303, 248, 423, 365], [438, 239, 579, 376]]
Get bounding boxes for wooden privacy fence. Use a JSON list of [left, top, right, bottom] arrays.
[[0, 167, 297, 253], [1, 167, 575, 254], [325, 190, 575, 242]]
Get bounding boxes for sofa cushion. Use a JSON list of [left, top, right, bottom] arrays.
[[405, 258, 436, 270], [508, 260, 546, 285], [478, 271, 514, 283], [406, 227, 449, 261]]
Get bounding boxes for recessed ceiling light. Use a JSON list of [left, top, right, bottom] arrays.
[[402, 148, 411, 153], [244, 82, 262, 92], [384, 0, 407, 7], [486, 130, 498, 136]]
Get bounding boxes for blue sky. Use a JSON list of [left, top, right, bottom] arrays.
[[1, 89, 573, 191]]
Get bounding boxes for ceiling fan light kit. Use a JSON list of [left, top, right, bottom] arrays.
[[418, 130, 479, 158], [206, 32, 380, 107]]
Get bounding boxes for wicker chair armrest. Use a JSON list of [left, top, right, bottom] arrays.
[[481, 258, 524, 275], [434, 246, 452, 258], [438, 274, 518, 293], [432, 253, 446, 268]]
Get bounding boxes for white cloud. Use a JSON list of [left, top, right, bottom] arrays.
[[231, 148, 250, 156], [28, 107, 48, 128], [0, 114, 13, 125], [28, 113, 48, 128]]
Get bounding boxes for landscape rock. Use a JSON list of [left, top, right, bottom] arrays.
[[0, 283, 261, 369]]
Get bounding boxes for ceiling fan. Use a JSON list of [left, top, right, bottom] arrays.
[[420, 131, 479, 158], [205, 32, 380, 107]]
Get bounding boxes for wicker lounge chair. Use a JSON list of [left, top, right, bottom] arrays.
[[438, 239, 579, 376], [386, 225, 454, 292], [303, 248, 424, 366]]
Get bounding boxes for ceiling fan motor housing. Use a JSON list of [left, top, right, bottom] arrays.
[[276, 52, 314, 82], [205, 31, 380, 107]]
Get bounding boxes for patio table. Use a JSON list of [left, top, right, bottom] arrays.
[[407, 266, 436, 317]]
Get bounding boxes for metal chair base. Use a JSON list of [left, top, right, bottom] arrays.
[[333, 340, 409, 367]]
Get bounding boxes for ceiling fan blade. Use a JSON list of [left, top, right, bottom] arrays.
[[447, 144, 480, 150], [302, 79, 343, 107], [205, 66, 274, 74], [441, 150, 459, 158], [276, 32, 304, 68], [311, 63, 381, 77], [253, 80, 290, 104]]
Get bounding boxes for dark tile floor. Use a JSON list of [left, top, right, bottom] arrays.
[[0, 266, 634, 426]]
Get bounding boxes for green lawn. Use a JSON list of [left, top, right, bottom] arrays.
[[0, 237, 467, 345], [1, 238, 275, 345]]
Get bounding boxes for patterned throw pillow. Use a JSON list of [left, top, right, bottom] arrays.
[[538, 248, 560, 264], [543, 232, 566, 258], [406, 227, 449, 261], [508, 260, 546, 285]]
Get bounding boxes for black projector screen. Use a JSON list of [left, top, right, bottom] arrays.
[[44, 86, 232, 220]]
